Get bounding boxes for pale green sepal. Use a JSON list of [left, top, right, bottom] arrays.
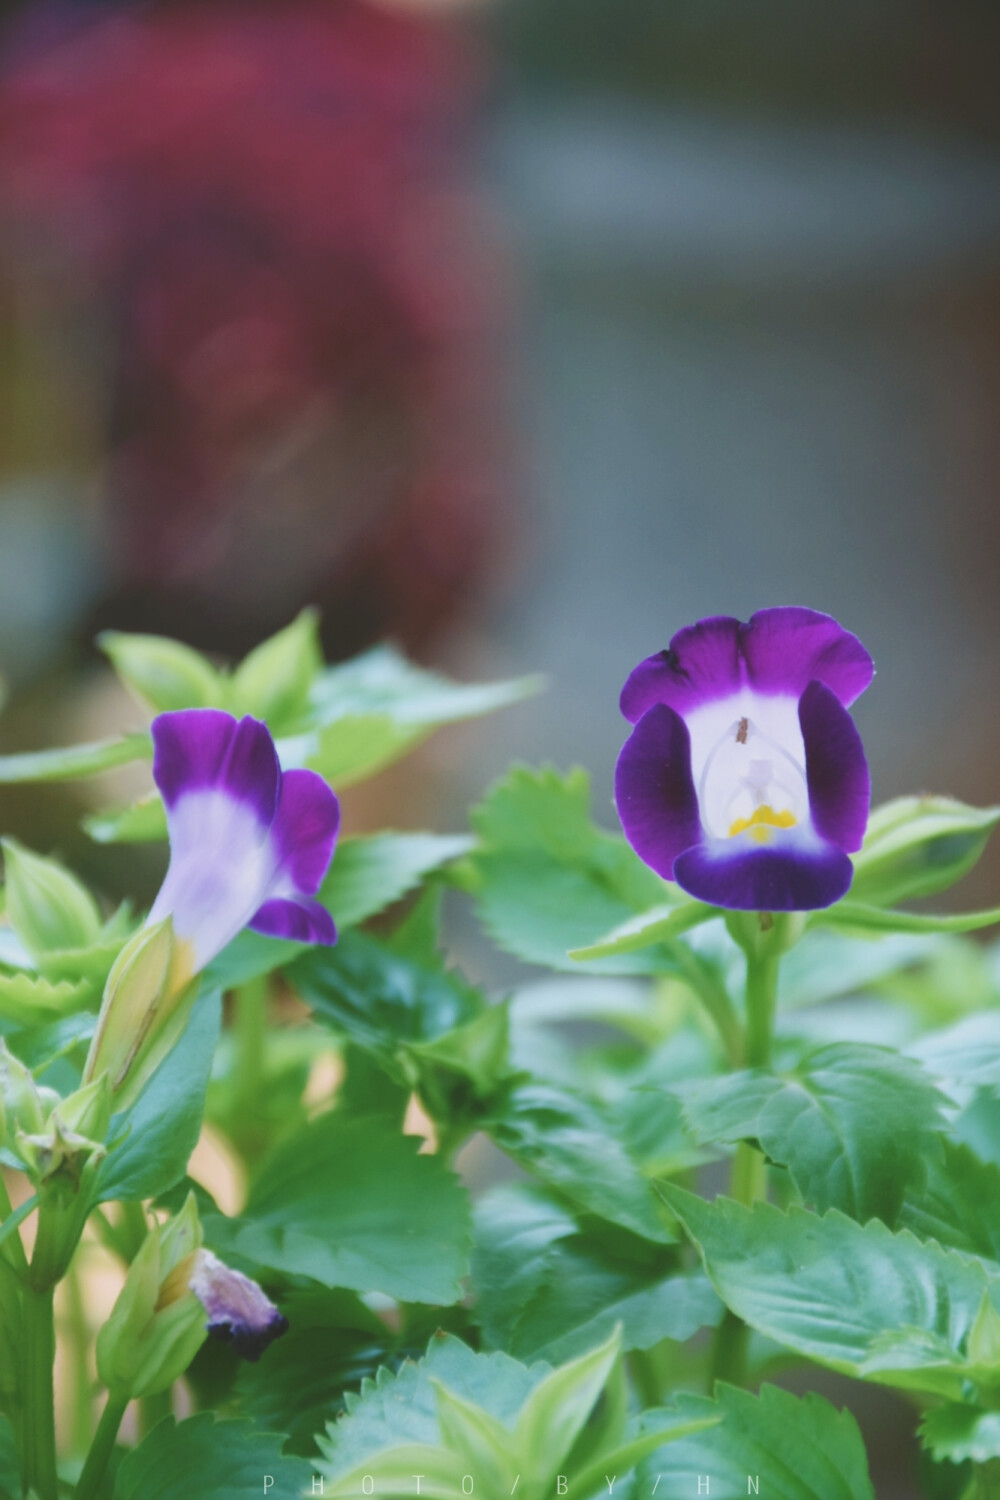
[[227, 607, 322, 730], [99, 630, 222, 711], [2, 838, 102, 957], [0, 1041, 59, 1135], [851, 794, 1000, 907]]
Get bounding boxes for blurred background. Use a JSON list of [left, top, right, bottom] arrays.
[[1, 2, 1000, 1486]]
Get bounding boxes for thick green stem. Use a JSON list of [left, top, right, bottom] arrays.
[[139, 1385, 173, 1436], [21, 1285, 58, 1500], [75, 1392, 129, 1500], [231, 977, 269, 1165], [65, 1257, 94, 1456]]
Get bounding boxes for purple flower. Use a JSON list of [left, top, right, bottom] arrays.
[[187, 1250, 288, 1362], [149, 708, 339, 970], [615, 608, 873, 912]]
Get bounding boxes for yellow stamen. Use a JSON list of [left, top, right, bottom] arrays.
[[728, 805, 797, 845]]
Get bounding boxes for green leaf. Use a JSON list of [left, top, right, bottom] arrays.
[[0, 1416, 17, 1500], [909, 1014, 1000, 1093], [99, 630, 222, 712], [228, 608, 322, 730], [95, 990, 222, 1203], [485, 1082, 676, 1243], [206, 1111, 471, 1304], [568, 899, 721, 961], [681, 1043, 950, 1224], [0, 732, 151, 784], [468, 767, 681, 974], [292, 931, 483, 1064], [900, 1140, 1000, 1261], [851, 795, 1000, 907], [296, 646, 542, 787], [0, 1192, 37, 1252], [472, 1183, 721, 1362], [113, 1414, 310, 1500], [316, 1333, 549, 1481], [234, 1287, 392, 1456], [0, 972, 91, 1028], [778, 929, 940, 1010], [920, 1404, 1000, 1465], [512, 1328, 621, 1485], [322, 833, 475, 928], [2, 838, 102, 956], [814, 900, 1000, 937], [84, 794, 167, 845], [636, 1382, 875, 1499], [664, 1185, 1000, 1396]]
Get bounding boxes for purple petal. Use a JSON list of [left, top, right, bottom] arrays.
[[188, 1250, 288, 1362], [615, 704, 702, 879], [674, 838, 853, 911], [620, 608, 873, 723], [800, 679, 871, 853], [249, 896, 337, 945], [268, 768, 340, 896], [152, 709, 279, 826]]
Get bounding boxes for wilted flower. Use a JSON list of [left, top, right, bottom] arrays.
[[185, 1250, 288, 1361], [616, 607, 873, 911], [85, 708, 338, 1100]]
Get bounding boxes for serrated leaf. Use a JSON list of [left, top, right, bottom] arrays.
[[664, 1186, 1000, 1396], [636, 1382, 874, 1499], [0, 732, 151, 784], [228, 607, 322, 730], [485, 1082, 676, 1244], [909, 1013, 1000, 1093], [99, 630, 222, 712], [778, 929, 941, 1010], [900, 1140, 1000, 1261], [291, 930, 483, 1064], [468, 767, 682, 975], [2, 839, 102, 956], [205, 1112, 471, 1304], [113, 1414, 310, 1500], [920, 1404, 1000, 1465], [84, 794, 168, 845], [0, 971, 91, 1028], [95, 990, 221, 1203], [472, 1183, 721, 1362], [681, 1043, 950, 1224], [322, 833, 475, 929], [234, 1287, 392, 1456], [317, 1333, 550, 1481], [292, 646, 541, 787]]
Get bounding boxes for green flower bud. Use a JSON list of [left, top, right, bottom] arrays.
[[96, 1194, 207, 1399], [1, 838, 102, 957], [83, 918, 199, 1109], [0, 1042, 59, 1136], [14, 1115, 106, 1195], [851, 796, 1000, 907], [54, 1074, 111, 1145]]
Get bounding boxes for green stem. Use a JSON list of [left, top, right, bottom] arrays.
[[65, 1256, 93, 1456], [231, 977, 269, 1166], [744, 941, 780, 1069], [628, 1347, 661, 1408], [75, 1392, 129, 1500], [139, 1385, 173, 1437], [967, 1461, 1000, 1500], [0, 1171, 29, 1276], [665, 940, 743, 1067], [21, 1285, 58, 1500]]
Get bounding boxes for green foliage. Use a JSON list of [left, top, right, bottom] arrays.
[[2, 839, 102, 957], [322, 832, 474, 928], [664, 1186, 1000, 1397], [113, 1415, 310, 1499], [466, 766, 685, 973], [851, 795, 1000, 907], [636, 1382, 875, 1499], [0, 733, 150, 785], [205, 1110, 472, 1304], [100, 631, 223, 712], [472, 1182, 721, 1362], [681, 1043, 950, 1224]]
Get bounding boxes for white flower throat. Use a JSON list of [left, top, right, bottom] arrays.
[[695, 710, 808, 844]]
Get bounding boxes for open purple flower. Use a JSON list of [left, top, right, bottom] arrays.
[[615, 608, 873, 911], [149, 708, 339, 969]]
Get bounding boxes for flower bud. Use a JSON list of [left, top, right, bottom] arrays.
[[97, 1194, 207, 1399], [14, 1116, 106, 1195], [83, 918, 198, 1108], [851, 796, 1000, 907], [1, 838, 102, 957], [0, 1042, 60, 1136]]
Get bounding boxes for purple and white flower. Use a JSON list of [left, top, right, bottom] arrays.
[[149, 708, 340, 971], [615, 608, 873, 911]]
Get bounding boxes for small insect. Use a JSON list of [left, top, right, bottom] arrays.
[[736, 717, 749, 744]]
